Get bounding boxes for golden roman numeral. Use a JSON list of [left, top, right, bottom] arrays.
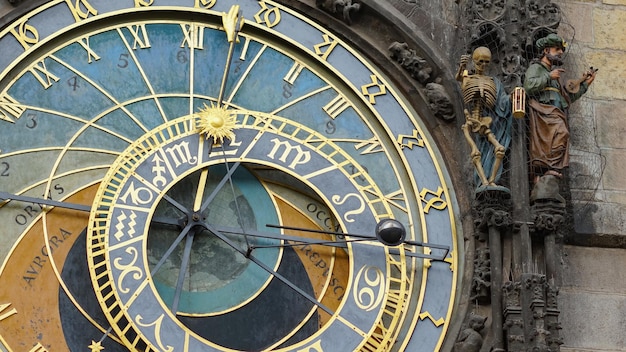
[[284, 61, 305, 85], [0, 93, 26, 123], [254, 1, 281, 28], [76, 37, 100, 63], [0, 303, 17, 321], [323, 95, 350, 119], [180, 23, 205, 49], [65, 0, 98, 22], [361, 75, 387, 104], [239, 36, 251, 61], [28, 60, 60, 89], [9, 19, 39, 50], [127, 24, 151, 49], [313, 34, 338, 60]]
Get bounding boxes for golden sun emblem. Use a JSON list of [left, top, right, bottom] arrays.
[[196, 103, 237, 143]]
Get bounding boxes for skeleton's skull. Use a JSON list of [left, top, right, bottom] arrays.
[[472, 47, 491, 75]]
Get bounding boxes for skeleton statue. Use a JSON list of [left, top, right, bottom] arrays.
[[456, 47, 512, 187]]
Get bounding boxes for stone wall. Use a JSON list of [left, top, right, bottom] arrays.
[[559, 0, 626, 351]]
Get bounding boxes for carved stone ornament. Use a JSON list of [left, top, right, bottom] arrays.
[[316, 0, 361, 25], [454, 313, 488, 352], [425, 83, 455, 121], [389, 42, 434, 84]]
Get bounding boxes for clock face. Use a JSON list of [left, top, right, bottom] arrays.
[[0, 1, 459, 351]]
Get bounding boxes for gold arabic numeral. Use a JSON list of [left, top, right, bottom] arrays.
[[284, 61, 305, 85], [127, 24, 151, 50], [266, 138, 312, 170], [194, 0, 216, 9], [65, 0, 98, 23], [76, 37, 101, 63], [397, 129, 425, 149], [134, 0, 153, 7], [331, 193, 365, 223], [9, 19, 39, 50], [180, 23, 205, 49], [297, 340, 324, 352], [354, 137, 383, 155], [254, 1, 281, 28], [361, 75, 387, 104], [0, 93, 26, 123], [419, 186, 448, 213], [313, 34, 338, 61], [28, 59, 60, 89], [0, 303, 17, 322], [353, 265, 385, 311], [135, 314, 174, 352], [323, 95, 350, 119]]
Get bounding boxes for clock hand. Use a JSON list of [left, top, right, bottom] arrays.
[[217, 5, 244, 107], [171, 230, 195, 314], [266, 222, 450, 261], [0, 191, 91, 212], [150, 222, 194, 276], [204, 222, 335, 315]]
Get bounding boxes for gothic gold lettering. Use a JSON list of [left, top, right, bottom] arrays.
[[313, 34, 338, 60], [254, 1, 281, 28], [9, 20, 39, 50], [361, 75, 387, 104], [397, 129, 424, 149], [194, 0, 216, 9], [65, 0, 98, 22], [419, 186, 448, 213], [134, 0, 153, 6]]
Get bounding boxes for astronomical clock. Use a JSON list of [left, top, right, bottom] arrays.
[[0, 0, 461, 351]]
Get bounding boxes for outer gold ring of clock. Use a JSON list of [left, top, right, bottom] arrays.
[[86, 111, 404, 351]]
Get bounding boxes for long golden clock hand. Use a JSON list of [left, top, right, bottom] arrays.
[[217, 5, 244, 107]]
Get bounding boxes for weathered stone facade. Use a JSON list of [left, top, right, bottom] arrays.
[[0, 0, 623, 350]]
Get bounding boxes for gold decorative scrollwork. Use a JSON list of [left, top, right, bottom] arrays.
[[353, 265, 385, 312], [113, 247, 143, 294]]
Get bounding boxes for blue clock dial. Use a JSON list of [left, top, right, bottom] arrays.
[[0, 1, 460, 351]]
